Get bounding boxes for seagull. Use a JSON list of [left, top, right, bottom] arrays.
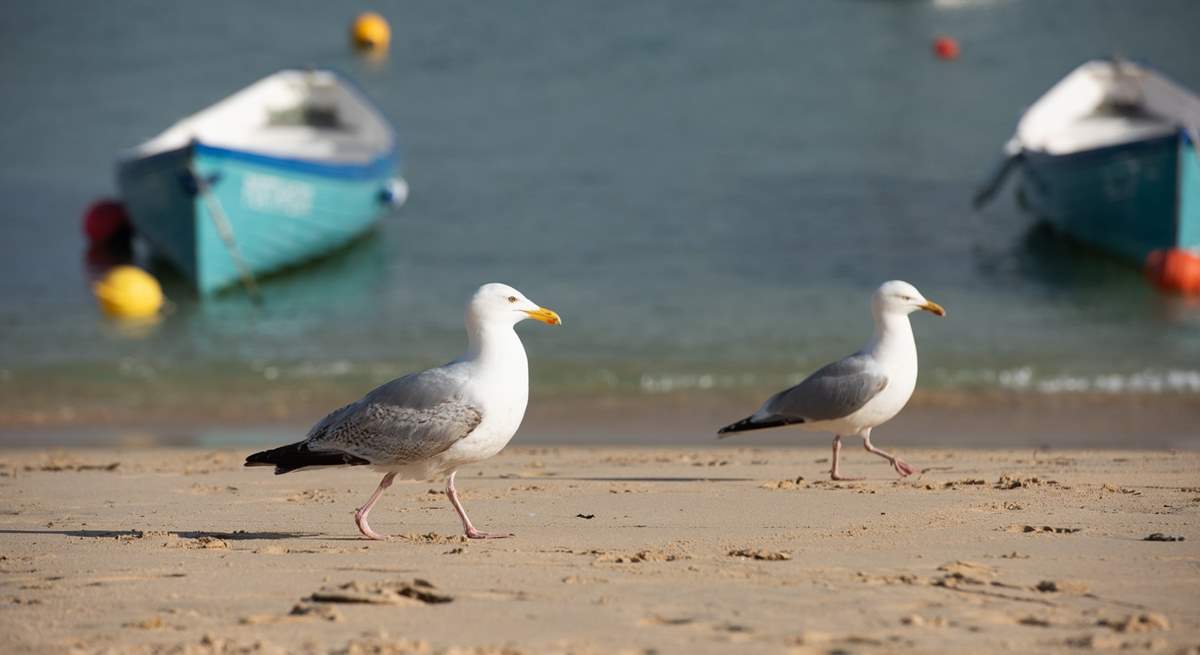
[[717, 281, 944, 480], [245, 283, 561, 540]]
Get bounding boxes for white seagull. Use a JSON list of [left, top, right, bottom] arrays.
[[246, 283, 561, 540], [718, 281, 945, 480]]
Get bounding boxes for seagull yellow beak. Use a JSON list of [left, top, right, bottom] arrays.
[[524, 307, 562, 325], [920, 300, 946, 317]]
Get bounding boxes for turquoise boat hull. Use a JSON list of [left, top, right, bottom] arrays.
[[117, 142, 398, 295], [1017, 131, 1200, 264]]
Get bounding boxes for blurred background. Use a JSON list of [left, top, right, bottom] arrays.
[[1, 1, 1198, 448]]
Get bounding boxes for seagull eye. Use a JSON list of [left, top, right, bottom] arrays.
[[507, 296, 518, 303], [900, 295, 913, 301]]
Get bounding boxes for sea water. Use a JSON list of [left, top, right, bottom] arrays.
[[1, 1, 1198, 432]]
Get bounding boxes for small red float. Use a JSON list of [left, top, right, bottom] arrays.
[[1145, 248, 1200, 295], [82, 199, 131, 246], [933, 36, 960, 61]]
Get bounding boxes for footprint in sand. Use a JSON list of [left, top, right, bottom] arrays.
[[307, 578, 453, 606], [727, 548, 791, 561], [1006, 525, 1081, 534]]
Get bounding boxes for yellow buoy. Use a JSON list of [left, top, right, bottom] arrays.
[[93, 266, 164, 320], [350, 12, 391, 52]]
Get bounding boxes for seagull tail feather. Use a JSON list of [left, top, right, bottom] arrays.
[[717, 415, 801, 437], [244, 441, 370, 475]]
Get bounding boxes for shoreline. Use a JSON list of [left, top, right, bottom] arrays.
[[2, 390, 1198, 450]]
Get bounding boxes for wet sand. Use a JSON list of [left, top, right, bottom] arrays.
[[4, 391, 1200, 451], [1, 447, 1197, 654]]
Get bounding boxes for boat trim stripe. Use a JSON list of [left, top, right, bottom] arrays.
[[193, 142, 396, 180]]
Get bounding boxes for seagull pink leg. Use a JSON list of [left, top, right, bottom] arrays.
[[355, 472, 396, 540], [862, 430, 916, 478], [446, 470, 512, 539], [830, 435, 862, 481]]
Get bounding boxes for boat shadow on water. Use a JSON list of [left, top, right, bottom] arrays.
[[971, 215, 1148, 294], [150, 228, 388, 319], [1012, 219, 1147, 289], [993, 220, 1200, 322], [81, 225, 390, 336]]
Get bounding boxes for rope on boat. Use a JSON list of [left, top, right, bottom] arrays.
[[187, 164, 264, 305]]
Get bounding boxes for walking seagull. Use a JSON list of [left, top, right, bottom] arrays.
[[718, 281, 944, 480], [245, 283, 561, 540]]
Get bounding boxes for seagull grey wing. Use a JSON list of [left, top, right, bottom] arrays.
[[304, 401, 359, 441], [306, 366, 483, 465], [764, 355, 888, 422], [362, 365, 470, 410]]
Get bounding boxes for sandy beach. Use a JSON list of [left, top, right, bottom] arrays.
[[1, 446, 1197, 654]]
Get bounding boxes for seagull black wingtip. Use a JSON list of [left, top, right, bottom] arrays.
[[717, 416, 804, 437], [244, 442, 370, 475]]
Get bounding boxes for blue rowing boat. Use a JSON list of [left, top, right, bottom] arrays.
[[117, 69, 406, 295], [975, 59, 1200, 265]]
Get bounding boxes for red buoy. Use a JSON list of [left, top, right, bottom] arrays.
[[82, 199, 131, 246], [1146, 248, 1200, 295], [933, 36, 960, 61]]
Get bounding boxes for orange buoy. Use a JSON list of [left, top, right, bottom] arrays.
[[1145, 248, 1200, 294], [350, 12, 391, 52], [933, 36, 960, 61]]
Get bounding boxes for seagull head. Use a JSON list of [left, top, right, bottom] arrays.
[[872, 280, 945, 318], [467, 283, 562, 328]]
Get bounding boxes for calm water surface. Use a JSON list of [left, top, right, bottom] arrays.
[[1, 1, 1199, 424]]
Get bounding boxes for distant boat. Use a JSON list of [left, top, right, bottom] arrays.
[[975, 58, 1200, 265], [117, 69, 407, 295]]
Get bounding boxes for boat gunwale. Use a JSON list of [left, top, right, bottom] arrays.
[[1020, 130, 1182, 166], [115, 68, 402, 181], [118, 139, 398, 183]]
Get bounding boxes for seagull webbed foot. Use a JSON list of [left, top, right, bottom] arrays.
[[891, 457, 917, 478]]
